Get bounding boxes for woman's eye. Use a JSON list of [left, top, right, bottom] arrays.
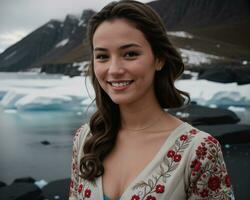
[[95, 54, 109, 61], [124, 51, 139, 59]]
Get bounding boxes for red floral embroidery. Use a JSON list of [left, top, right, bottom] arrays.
[[173, 154, 182, 162], [196, 145, 207, 160], [146, 195, 156, 200], [189, 129, 198, 134], [191, 159, 202, 172], [180, 134, 188, 141], [131, 195, 140, 200], [78, 184, 83, 193], [200, 189, 209, 197], [130, 130, 234, 199], [132, 127, 195, 199], [167, 150, 175, 158], [155, 184, 165, 193], [188, 135, 234, 199], [225, 175, 231, 187], [84, 188, 91, 198], [207, 135, 218, 144], [208, 176, 221, 191]]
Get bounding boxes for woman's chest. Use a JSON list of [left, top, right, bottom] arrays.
[[101, 136, 171, 199]]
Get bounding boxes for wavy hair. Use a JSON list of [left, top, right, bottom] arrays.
[[80, 0, 190, 181]]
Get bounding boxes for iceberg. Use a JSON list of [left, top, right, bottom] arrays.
[[1, 73, 249, 112], [207, 91, 250, 108], [176, 79, 250, 107], [0, 74, 95, 111], [0, 88, 37, 109], [15, 93, 73, 111]]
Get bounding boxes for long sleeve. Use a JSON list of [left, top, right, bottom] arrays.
[[68, 126, 85, 200], [187, 134, 235, 199]]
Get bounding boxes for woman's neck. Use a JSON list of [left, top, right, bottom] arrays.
[[119, 97, 165, 132]]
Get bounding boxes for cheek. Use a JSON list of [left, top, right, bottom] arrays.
[[93, 64, 103, 80], [132, 59, 155, 78], [93, 65, 107, 88]]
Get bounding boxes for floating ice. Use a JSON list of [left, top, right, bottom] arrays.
[[176, 79, 250, 107], [0, 75, 94, 111], [0, 88, 37, 109], [1, 73, 249, 112], [15, 93, 73, 111], [207, 91, 250, 108]]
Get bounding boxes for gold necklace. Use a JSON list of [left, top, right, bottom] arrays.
[[122, 111, 165, 132]]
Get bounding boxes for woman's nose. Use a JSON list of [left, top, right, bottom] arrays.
[[108, 57, 125, 75]]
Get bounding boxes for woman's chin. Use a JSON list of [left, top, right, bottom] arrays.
[[109, 96, 134, 106]]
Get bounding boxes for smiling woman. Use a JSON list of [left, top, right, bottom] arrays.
[[69, 1, 235, 200], [93, 18, 163, 105]]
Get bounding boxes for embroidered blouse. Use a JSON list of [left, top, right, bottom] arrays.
[[69, 122, 235, 200]]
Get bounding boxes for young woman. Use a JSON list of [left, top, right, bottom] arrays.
[[69, 1, 235, 199]]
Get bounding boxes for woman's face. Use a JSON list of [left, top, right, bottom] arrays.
[[92, 18, 162, 106]]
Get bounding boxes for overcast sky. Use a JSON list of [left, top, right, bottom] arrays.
[[0, 0, 153, 53]]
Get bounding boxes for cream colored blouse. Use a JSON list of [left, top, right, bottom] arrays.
[[69, 122, 235, 200]]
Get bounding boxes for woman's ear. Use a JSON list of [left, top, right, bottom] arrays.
[[155, 57, 165, 71]]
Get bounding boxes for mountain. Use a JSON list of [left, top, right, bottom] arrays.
[[0, 20, 63, 71], [148, 0, 250, 62], [0, 0, 249, 73], [148, 0, 250, 30], [0, 10, 95, 73]]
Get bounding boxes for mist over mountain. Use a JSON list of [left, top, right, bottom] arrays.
[[0, 0, 249, 73]]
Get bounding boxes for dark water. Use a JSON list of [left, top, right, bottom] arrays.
[[0, 109, 90, 184]]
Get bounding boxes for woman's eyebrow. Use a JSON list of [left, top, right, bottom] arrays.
[[119, 43, 142, 49], [94, 43, 142, 52]]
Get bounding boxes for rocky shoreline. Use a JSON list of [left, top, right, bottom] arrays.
[[0, 177, 70, 200]]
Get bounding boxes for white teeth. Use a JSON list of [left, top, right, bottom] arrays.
[[110, 81, 131, 87]]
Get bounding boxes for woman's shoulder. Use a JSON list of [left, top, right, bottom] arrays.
[[177, 122, 222, 157], [181, 122, 220, 145], [73, 123, 91, 146]]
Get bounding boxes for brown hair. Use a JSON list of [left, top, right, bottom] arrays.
[[80, 0, 190, 181]]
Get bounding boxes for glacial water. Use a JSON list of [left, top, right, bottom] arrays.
[[0, 109, 90, 184]]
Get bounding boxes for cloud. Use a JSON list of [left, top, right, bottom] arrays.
[[0, 30, 28, 44], [0, 30, 29, 53]]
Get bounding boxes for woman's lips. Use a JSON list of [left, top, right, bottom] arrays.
[[107, 80, 134, 91]]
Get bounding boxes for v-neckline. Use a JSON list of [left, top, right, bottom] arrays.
[[98, 122, 188, 200]]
